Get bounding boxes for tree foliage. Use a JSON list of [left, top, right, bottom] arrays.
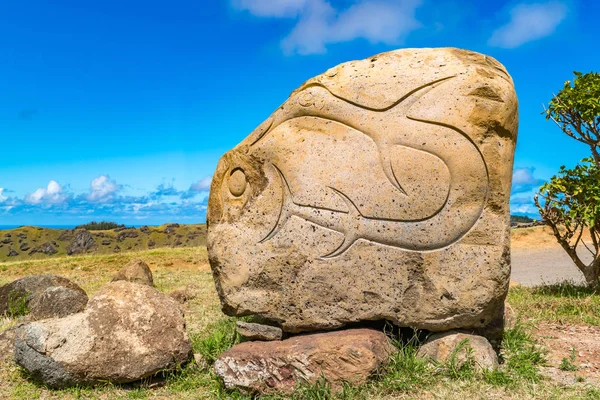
[[545, 71, 600, 164], [537, 71, 600, 285], [75, 221, 126, 231], [535, 159, 600, 284]]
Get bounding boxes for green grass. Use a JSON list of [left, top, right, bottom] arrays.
[[2, 248, 600, 399], [7, 289, 29, 317], [508, 281, 600, 325], [0, 224, 207, 263]]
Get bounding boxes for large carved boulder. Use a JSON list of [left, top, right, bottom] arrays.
[[208, 48, 518, 333]]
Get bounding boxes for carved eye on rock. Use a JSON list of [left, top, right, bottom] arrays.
[[228, 168, 247, 197]]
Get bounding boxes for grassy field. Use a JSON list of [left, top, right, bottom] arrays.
[[0, 224, 207, 262], [0, 244, 599, 399]]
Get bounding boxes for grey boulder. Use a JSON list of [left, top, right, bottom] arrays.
[[0, 274, 87, 319], [14, 281, 192, 388]]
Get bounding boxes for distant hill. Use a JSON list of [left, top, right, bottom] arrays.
[[0, 223, 206, 262]]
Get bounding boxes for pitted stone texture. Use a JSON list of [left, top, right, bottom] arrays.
[[417, 331, 498, 371], [215, 328, 394, 393], [0, 275, 87, 319], [236, 321, 283, 341], [29, 286, 88, 320], [14, 281, 192, 388], [208, 47, 518, 333], [111, 258, 154, 286]]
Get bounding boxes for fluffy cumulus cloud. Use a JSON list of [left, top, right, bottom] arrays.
[[3, 176, 210, 223], [233, 0, 422, 54], [25, 180, 69, 205], [189, 177, 212, 192], [510, 167, 546, 217], [512, 167, 545, 194], [87, 175, 121, 203], [488, 1, 568, 48]]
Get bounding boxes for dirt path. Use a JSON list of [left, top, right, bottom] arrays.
[[509, 226, 593, 286], [511, 247, 587, 286]]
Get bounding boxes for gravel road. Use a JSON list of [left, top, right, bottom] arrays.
[[511, 247, 591, 286]]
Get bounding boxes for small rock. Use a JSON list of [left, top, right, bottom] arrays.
[[113, 245, 121, 253], [0, 275, 88, 319], [19, 243, 30, 252], [117, 230, 139, 242], [101, 240, 111, 246], [165, 224, 180, 234], [29, 242, 58, 256], [236, 321, 283, 341], [18, 233, 27, 239], [417, 331, 498, 371], [14, 281, 192, 388], [67, 230, 98, 255], [112, 259, 153, 286], [214, 328, 395, 393], [28, 286, 88, 320], [169, 284, 198, 304], [7, 248, 18, 257], [2, 238, 12, 244], [140, 226, 151, 234], [148, 240, 156, 248]]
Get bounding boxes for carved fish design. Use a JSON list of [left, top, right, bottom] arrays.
[[252, 78, 489, 257]]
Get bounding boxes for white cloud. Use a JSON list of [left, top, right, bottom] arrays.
[[25, 180, 68, 205], [87, 175, 121, 203], [488, 1, 567, 48], [233, 0, 422, 55], [0, 188, 6, 203], [190, 177, 212, 192], [513, 167, 541, 186]]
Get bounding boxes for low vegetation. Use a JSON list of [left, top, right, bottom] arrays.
[[74, 221, 128, 231], [0, 245, 599, 399], [0, 223, 206, 262]]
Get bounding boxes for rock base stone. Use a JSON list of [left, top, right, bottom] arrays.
[[215, 328, 395, 393]]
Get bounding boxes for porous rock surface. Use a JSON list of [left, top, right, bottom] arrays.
[[207, 47, 518, 333], [111, 258, 154, 286], [215, 328, 395, 393], [417, 331, 498, 370], [0, 274, 87, 319], [14, 281, 192, 388], [28, 285, 89, 320], [236, 321, 282, 341]]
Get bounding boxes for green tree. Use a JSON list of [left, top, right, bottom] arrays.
[[536, 71, 600, 285], [535, 159, 600, 284], [544, 71, 600, 164]]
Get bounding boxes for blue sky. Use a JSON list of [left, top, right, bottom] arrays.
[[0, 0, 598, 226]]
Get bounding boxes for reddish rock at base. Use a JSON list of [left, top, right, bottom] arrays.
[[214, 328, 395, 393]]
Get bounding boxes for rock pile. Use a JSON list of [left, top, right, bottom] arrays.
[[1, 259, 192, 388], [208, 47, 518, 392]]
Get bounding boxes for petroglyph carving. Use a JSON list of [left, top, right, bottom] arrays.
[[208, 48, 518, 334]]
